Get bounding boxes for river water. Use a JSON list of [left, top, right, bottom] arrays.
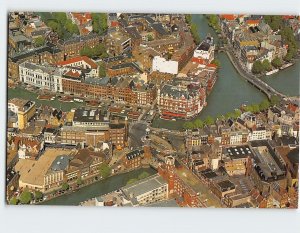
[[42, 167, 156, 206]]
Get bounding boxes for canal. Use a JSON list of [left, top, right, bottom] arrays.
[[152, 14, 300, 130], [8, 87, 85, 112], [42, 167, 156, 206]]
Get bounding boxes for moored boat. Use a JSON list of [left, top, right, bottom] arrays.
[[266, 69, 279, 76]]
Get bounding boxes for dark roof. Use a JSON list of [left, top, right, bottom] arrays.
[[151, 22, 169, 36], [287, 148, 299, 164], [49, 155, 70, 172], [109, 123, 125, 129], [11, 45, 61, 62], [125, 26, 142, 40], [126, 149, 144, 160], [200, 169, 218, 179], [197, 41, 210, 51], [58, 33, 100, 46], [73, 108, 108, 123], [279, 135, 298, 146], [110, 62, 143, 73], [225, 145, 253, 159], [217, 180, 235, 192]]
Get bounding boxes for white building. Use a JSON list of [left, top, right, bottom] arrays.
[[249, 127, 267, 141], [193, 36, 215, 63], [152, 56, 178, 75], [19, 62, 63, 92], [229, 132, 243, 145]]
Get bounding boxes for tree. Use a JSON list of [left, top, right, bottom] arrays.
[[147, 34, 154, 41], [9, 197, 18, 205], [47, 20, 63, 38], [263, 15, 283, 31], [183, 121, 195, 130], [270, 95, 280, 106], [138, 171, 150, 180], [80, 46, 94, 57], [99, 163, 111, 179], [19, 190, 32, 204], [251, 104, 260, 113], [259, 99, 270, 111], [271, 57, 283, 68], [225, 112, 234, 119], [65, 19, 79, 35], [52, 12, 67, 25], [233, 109, 242, 119], [207, 15, 221, 32], [34, 36, 45, 47], [262, 59, 272, 72], [252, 60, 264, 74], [61, 183, 69, 191], [91, 13, 108, 35], [204, 116, 214, 126], [98, 62, 106, 78], [185, 14, 192, 25], [193, 119, 204, 129], [211, 59, 221, 68], [244, 105, 254, 113], [76, 177, 83, 186], [126, 178, 138, 185], [34, 191, 43, 201], [190, 23, 201, 45]]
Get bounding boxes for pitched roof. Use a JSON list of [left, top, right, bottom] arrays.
[[57, 56, 97, 69]]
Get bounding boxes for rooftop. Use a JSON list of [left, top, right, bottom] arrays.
[[121, 173, 167, 198]]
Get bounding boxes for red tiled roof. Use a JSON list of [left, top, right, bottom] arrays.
[[282, 15, 295, 20], [65, 70, 81, 78], [207, 63, 217, 68], [71, 12, 92, 25], [220, 14, 237, 21], [57, 56, 98, 69], [191, 57, 206, 65], [246, 19, 260, 25], [111, 21, 119, 27]]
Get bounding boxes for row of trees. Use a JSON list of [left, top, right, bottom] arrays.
[[264, 16, 298, 62], [91, 13, 108, 35], [185, 14, 201, 45], [252, 59, 272, 74], [80, 44, 108, 58], [182, 96, 280, 130], [206, 15, 221, 33], [252, 56, 286, 74], [10, 189, 43, 205], [126, 171, 150, 185]]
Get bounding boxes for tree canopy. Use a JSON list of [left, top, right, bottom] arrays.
[[19, 190, 32, 204], [61, 183, 69, 191], [99, 162, 111, 179], [91, 13, 108, 35], [34, 36, 45, 47], [80, 44, 108, 58], [252, 60, 264, 74], [271, 57, 283, 68], [190, 23, 201, 45], [9, 197, 18, 205]]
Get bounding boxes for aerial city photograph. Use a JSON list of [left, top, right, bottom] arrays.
[[6, 12, 299, 208]]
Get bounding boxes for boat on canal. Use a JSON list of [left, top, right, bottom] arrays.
[[266, 69, 279, 76], [280, 63, 293, 70]]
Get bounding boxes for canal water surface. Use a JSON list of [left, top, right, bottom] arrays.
[[42, 167, 156, 206]]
